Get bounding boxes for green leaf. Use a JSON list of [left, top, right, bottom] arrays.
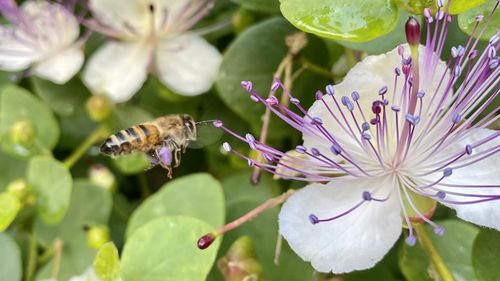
[[458, 0, 498, 40], [232, 0, 280, 13], [31, 77, 90, 116], [121, 216, 220, 281], [34, 180, 112, 281], [27, 156, 72, 224], [0, 84, 59, 157], [336, 10, 409, 54], [472, 228, 500, 281], [216, 17, 329, 137], [0, 151, 27, 191], [399, 220, 480, 281], [112, 152, 151, 175], [0, 233, 22, 281], [0, 192, 20, 231], [279, 0, 399, 42], [94, 242, 120, 281], [215, 171, 313, 281], [126, 173, 225, 237], [397, 0, 485, 14]]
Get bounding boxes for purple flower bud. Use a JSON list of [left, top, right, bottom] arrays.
[[405, 16, 421, 45]]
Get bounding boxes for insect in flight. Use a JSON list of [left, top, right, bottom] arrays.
[[100, 114, 209, 178]]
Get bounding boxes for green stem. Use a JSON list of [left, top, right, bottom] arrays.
[[299, 57, 336, 80], [414, 224, 457, 281], [63, 125, 109, 168], [344, 48, 358, 69], [24, 233, 37, 281], [138, 173, 150, 198]]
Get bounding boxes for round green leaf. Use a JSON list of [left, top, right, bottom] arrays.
[[112, 152, 150, 175], [458, 0, 499, 40], [126, 173, 225, 237], [94, 242, 120, 281], [0, 151, 27, 191], [279, 0, 399, 42], [215, 171, 313, 281], [27, 156, 72, 224], [399, 219, 480, 281], [398, 0, 485, 14], [34, 180, 112, 281], [0, 85, 59, 157], [0, 233, 22, 281], [472, 228, 500, 281], [31, 77, 90, 116], [446, 0, 486, 14], [121, 216, 220, 281], [0, 192, 20, 231], [232, 0, 280, 13]]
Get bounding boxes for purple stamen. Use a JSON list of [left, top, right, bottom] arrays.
[[331, 144, 342, 155], [315, 90, 323, 100], [405, 235, 417, 246], [362, 122, 370, 131], [271, 81, 280, 91], [452, 113, 461, 124], [295, 145, 307, 154], [213, 120, 223, 127], [465, 144, 473, 155], [222, 142, 231, 152], [378, 86, 388, 95], [241, 81, 252, 92], [443, 167, 453, 177], [311, 117, 323, 125], [265, 96, 278, 105], [362, 191, 372, 201], [290, 97, 300, 105], [326, 84, 335, 95], [351, 91, 360, 101], [309, 214, 319, 224], [391, 105, 401, 112], [417, 90, 425, 98]]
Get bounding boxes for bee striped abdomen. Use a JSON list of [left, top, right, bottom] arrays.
[[99, 123, 161, 157]]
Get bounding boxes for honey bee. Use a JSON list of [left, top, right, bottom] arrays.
[[99, 114, 197, 178]]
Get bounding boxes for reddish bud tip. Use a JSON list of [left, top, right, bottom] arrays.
[[197, 233, 216, 250], [405, 16, 421, 46]]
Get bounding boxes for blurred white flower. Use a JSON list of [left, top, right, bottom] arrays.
[[0, 0, 84, 84], [83, 0, 222, 103]]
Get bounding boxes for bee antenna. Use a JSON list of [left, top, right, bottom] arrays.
[[195, 120, 216, 126]]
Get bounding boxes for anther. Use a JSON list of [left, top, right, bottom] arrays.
[[245, 133, 256, 143], [315, 90, 323, 100], [271, 81, 280, 91], [378, 86, 388, 95], [213, 120, 223, 127], [311, 117, 323, 125], [148, 3, 155, 13], [417, 90, 425, 98], [437, 0, 444, 7], [395, 67, 401, 76], [454, 65, 462, 77], [475, 15, 484, 22], [405, 235, 417, 246], [436, 191, 446, 199], [241, 81, 252, 92], [465, 144, 473, 155], [351, 91, 360, 101], [489, 57, 499, 69], [443, 167, 453, 177], [295, 145, 307, 154], [405, 114, 420, 125], [424, 8, 432, 18], [487, 46, 496, 58], [434, 226, 445, 236], [250, 94, 259, 102], [489, 34, 499, 45], [391, 106, 401, 112], [452, 113, 461, 124], [362, 191, 372, 201], [311, 147, 320, 156], [362, 132, 372, 140], [290, 97, 300, 105], [265, 96, 278, 105], [362, 122, 370, 131], [263, 153, 274, 162], [326, 85, 335, 95], [247, 159, 255, 166], [222, 142, 232, 152], [309, 214, 319, 224], [330, 144, 342, 155]]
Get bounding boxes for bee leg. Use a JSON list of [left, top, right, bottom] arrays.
[[144, 150, 159, 171]]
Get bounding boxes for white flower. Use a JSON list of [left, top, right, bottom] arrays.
[[215, 5, 499, 274], [82, 0, 222, 103], [0, 0, 84, 84]]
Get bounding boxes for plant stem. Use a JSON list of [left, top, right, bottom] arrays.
[[414, 223, 456, 281], [299, 57, 336, 80], [51, 239, 63, 280], [63, 125, 109, 168], [24, 233, 37, 281]]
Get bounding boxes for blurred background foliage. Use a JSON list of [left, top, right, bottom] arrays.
[[0, 0, 499, 281]]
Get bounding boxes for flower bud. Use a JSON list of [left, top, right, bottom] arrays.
[[405, 16, 421, 46], [232, 9, 255, 34], [10, 120, 35, 147], [89, 164, 117, 192], [6, 178, 33, 205], [86, 225, 110, 249], [217, 236, 263, 281], [86, 95, 112, 122]]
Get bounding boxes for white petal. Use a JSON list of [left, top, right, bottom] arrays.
[[279, 176, 402, 273], [0, 27, 40, 71], [89, 0, 150, 37], [31, 46, 83, 84], [82, 42, 151, 103], [155, 33, 221, 96], [437, 129, 500, 230]]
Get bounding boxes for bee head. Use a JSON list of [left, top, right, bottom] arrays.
[[182, 114, 197, 140]]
